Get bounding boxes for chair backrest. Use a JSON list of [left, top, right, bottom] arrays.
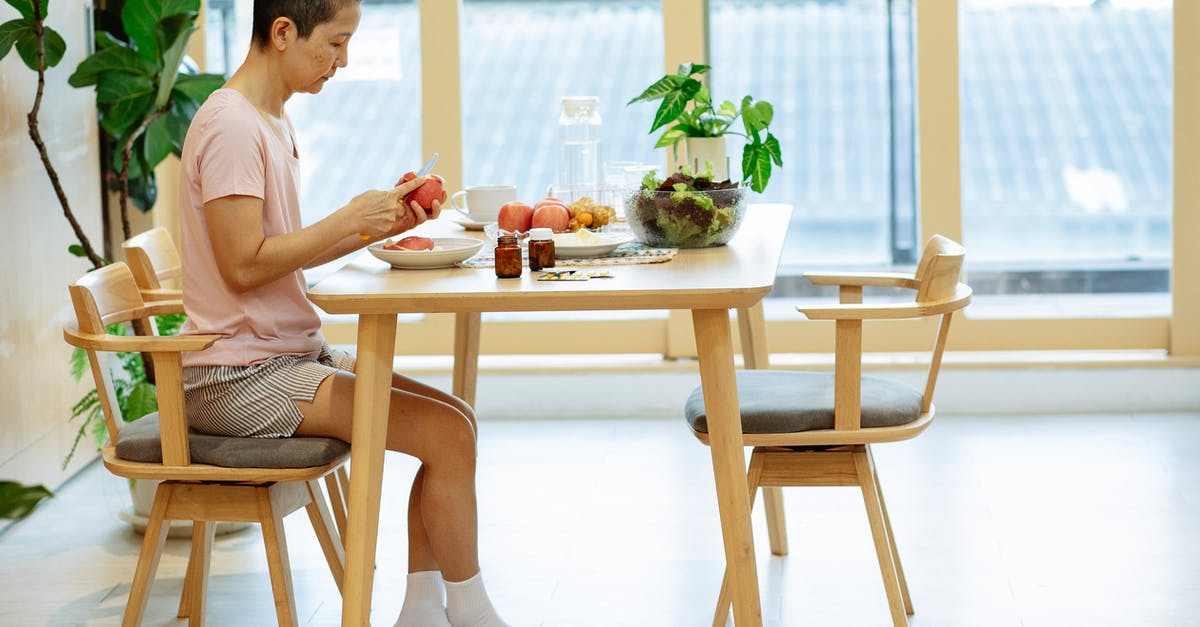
[[912, 235, 967, 413], [122, 227, 181, 298], [65, 263, 215, 465]]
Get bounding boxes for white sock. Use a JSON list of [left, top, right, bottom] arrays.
[[444, 572, 509, 627], [394, 570, 451, 627]]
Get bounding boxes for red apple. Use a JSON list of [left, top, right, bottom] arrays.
[[398, 171, 445, 213], [534, 198, 568, 211], [531, 203, 570, 232], [385, 236, 435, 251], [497, 201, 534, 233]]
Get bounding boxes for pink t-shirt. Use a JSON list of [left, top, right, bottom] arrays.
[[177, 88, 324, 366]]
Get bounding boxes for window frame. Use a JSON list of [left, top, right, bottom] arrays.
[[201, 0, 1197, 359]]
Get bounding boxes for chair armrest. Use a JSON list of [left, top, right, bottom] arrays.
[[803, 272, 919, 290], [797, 283, 972, 320], [144, 300, 184, 316], [63, 328, 220, 352], [140, 288, 183, 303]]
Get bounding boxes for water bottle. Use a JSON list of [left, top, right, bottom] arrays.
[[558, 96, 603, 201]]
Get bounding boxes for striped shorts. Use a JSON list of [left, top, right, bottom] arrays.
[[183, 344, 356, 438]]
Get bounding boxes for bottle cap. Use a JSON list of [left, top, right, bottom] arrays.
[[562, 96, 599, 115], [529, 227, 554, 240]]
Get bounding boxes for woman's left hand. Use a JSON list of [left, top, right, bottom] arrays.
[[383, 190, 447, 238]]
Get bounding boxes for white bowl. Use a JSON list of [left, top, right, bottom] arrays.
[[368, 238, 483, 269]]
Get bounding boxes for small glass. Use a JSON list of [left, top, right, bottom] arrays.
[[528, 227, 556, 271], [494, 235, 522, 278]]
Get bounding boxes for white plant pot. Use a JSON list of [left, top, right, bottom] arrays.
[[684, 136, 730, 181], [121, 478, 250, 538]]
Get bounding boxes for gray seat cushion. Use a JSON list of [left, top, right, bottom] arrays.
[[684, 370, 923, 434], [115, 413, 350, 468]]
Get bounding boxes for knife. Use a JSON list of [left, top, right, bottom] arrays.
[[362, 153, 441, 241], [415, 152, 439, 177]]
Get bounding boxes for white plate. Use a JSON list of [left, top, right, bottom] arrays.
[[368, 238, 483, 269], [454, 218, 492, 231], [551, 232, 634, 258]]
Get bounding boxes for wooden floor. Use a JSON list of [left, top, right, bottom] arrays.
[[2, 374, 1198, 626]]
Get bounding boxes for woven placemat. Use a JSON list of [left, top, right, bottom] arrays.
[[459, 242, 677, 268]]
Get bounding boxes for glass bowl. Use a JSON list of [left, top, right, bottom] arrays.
[[623, 186, 748, 248]]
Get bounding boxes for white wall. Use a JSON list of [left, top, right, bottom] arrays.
[[0, 2, 105, 492]]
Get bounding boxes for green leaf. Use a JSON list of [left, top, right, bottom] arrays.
[[676, 62, 710, 77], [97, 73, 155, 134], [39, 24, 63, 67], [120, 0, 158, 61], [172, 72, 223, 104], [764, 133, 782, 166], [0, 481, 52, 520], [95, 30, 123, 51], [649, 78, 701, 133], [69, 44, 153, 88], [626, 73, 685, 105], [122, 381, 158, 420], [144, 114, 172, 170], [11, 22, 41, 70], [742, 142, 773, 193], [69, 347, 89, 381], [741, 98, 775, 138], [0, 19, 25, 63], [154, 13, 197, 107], [2, 0, 42, 22], [120, 0, 197, 62], [128, 169, 157, 211], [654, 127, 688, 149], [67, 244, 87, 259]]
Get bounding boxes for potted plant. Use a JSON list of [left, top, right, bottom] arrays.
[[627, 62, 783, 193], [68, 0, 225, 245]]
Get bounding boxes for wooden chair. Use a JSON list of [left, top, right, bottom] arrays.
[[64, 262, 348, 626], [685, 234, 972, 627], [121, 226, 182, 302], [122, 227, 353, 543]]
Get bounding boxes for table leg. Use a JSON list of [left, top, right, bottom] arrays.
[[452, 311, 481, 407], [737, 303, 788, 557], [693, 308, 763, 627], [342, 313, 398, 626]]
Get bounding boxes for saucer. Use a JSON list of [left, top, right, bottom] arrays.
[[454, 218, 493, 231]]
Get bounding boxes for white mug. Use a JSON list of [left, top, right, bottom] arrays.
[[449, 185, 517, 223]]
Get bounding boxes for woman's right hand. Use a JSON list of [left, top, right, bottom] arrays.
[[343, 176, 427, 238]]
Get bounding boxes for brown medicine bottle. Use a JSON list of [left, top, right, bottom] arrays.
[[528, 227, 556, 271], [494, 234, 522, 278]]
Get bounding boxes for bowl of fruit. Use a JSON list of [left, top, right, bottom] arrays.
[[624, 169, 747, 248]]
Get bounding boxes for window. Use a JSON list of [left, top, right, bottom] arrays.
[[459, 0, 664, 201], [709, 0, 916, 287], [959, 0, 1172, 315]]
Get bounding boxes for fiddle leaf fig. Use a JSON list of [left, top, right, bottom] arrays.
[[0, 18, 63, 70], [68, 45, 154, 88], [122, 0, 196, 62], [2, 0, 45, 22], [154, 12, 197, 107]]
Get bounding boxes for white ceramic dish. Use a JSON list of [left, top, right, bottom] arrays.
[[551, 231, 634, 258], [454, 218, 492, 231], [368, 238, 483, 269]]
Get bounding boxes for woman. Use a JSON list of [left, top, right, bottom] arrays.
[[177, 2, 508, 626]]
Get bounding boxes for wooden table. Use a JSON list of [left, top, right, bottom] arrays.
[[308, 204, 792, 626]]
